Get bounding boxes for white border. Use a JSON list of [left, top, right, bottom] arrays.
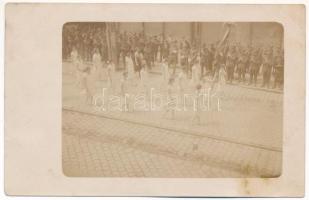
[[1, 0, 307, 199]]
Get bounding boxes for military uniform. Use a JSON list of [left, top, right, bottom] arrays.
[[261, 50, 273, 88], [237, 50, 248, 82], [226, 49, 237, 83], [273, 55, 284, 89], [249, 50, 260, 86]]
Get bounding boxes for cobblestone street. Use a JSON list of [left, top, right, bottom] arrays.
[[62, 62, 283, 177]]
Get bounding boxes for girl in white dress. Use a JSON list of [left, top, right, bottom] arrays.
[[157, 46, 161, 62], [140, 66, 149, 97], [208, 63, 226, 111], [106, 60, 115, 90], [92, 48, 101, 71], [70, 47, 78, 75], [125, 54, 135, 83], [177, 68, 186, 107], [216, 64, 227, 99], [75, 55, 84, 88], [191, 58, 201, 87], [191, 83, 203, 125], [85, 65, 97, 105], [161, 59, 170, 85], [163, 78, 177, 120], [120, 72, 131, 112]]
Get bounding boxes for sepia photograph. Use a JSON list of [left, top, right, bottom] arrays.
[[4, 2, 306, 197], [62, 22, 284, 178]]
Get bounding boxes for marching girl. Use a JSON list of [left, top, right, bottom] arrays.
[[70, 46, 78, 75], [84, 64, 97, 105], [92, 48, 101, 71], [106, 60, 115, 91], [163, 77, 177, 120], [125, 53, 135, 85], [120, 71, 131, 112], [177, 67, 186, 108], [139, 64, 149, 98], [74, 55, 84, 89], [157, 45, 161, 62], [190, 57, 201, 88], [210, 63, 226, 111], [191, 83, 203, 125], [161, 58, 170, 89]]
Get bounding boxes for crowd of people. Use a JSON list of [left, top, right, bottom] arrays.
[[65, 25, 284, 124], [63, 25, 109, 62], [64, 24, 284, 91]]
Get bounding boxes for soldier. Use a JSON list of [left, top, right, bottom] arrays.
[[168, 49, 178, 75], [200, 45, 208, 78], [261, 47, 273, 88], [213, 48, 225, 77], [151, 36, 159, 65], [180, 48, 189, 75], [272, 53, 284, 89], [161, 41, 169, 61], [209, 44, 216, 75], [144, 41, 153, 70], [237, 48, 248, 83], [249, 49, 260, 86], [226, 46, 237, 84]]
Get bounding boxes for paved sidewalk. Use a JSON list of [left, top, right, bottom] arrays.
[[63, 110, 281, 177]]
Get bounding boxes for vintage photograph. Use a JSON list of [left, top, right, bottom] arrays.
[[62, 22, 283, 178]]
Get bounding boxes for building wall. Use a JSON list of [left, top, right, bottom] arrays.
[[118, 22, 283, 47], [164, 22, 191, 40], [144, 23, 163, 36], [251, 22, 283, 47], [119, 22, 143, 33], [201, 23, 224, 45]]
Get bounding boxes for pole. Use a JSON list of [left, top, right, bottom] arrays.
[[162, 22, 166, 40]]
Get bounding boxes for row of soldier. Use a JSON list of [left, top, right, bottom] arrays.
[[116, 36, 284, 90]]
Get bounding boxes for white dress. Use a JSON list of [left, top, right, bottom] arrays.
[[92, 53, 101, 71], [156, 47, 161, 62], [86, 67, 97, 99], [217, 68, 226, 98], [71, 50, 78, 63], [140, 68, 148, 85], [177, 71, 185, 92], [125, 56, 134, 80], [70, 50, 78, 74], [140, 68, 149, 93], [107, 63, 115, 88], [191, 64, 200, 85], [161, 62, 170, 83]]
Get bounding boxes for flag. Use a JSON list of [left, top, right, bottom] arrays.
[[218, 22, 235, 48]]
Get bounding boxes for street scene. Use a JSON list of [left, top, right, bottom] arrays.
[[62, 22, 283, 177]]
